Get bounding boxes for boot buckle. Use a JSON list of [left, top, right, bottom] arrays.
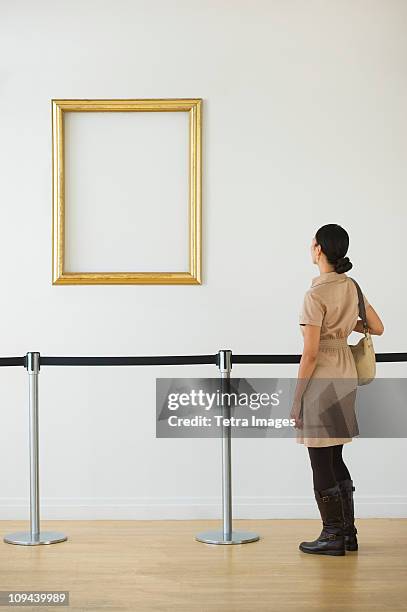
[[322, 495, 330, 502], [328, 534, 337, 540]]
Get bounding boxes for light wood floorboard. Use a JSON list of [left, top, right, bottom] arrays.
[[0, 519, 406, 611]]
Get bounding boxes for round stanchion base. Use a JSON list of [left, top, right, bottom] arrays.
[[195, 530, 260, 545], [4, 531, 68, 546]]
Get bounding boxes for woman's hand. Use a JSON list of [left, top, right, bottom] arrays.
[[291, 325, 320, 430], [353, 304, 384, 336], [290, 401, 303, 429]]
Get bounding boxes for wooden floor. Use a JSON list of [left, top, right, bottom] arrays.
[[0, 519, 406, 611]]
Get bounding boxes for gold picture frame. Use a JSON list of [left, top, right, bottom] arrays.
[[51, 98, 202, 285]]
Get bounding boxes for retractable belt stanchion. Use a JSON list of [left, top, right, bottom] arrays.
[[4, 352, 67, 546], [196, 350, 259, 545]]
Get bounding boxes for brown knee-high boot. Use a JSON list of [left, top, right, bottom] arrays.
[[299, 484, 346, 556], [338, 479, 358, 551]]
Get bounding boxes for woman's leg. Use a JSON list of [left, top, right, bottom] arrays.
[[300, 446, 345, 555], [307, 446, 336, 490], [332, 444, 358, 550], [331, 444, 351, 481]]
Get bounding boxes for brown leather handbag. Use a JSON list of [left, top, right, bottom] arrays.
[[349, 278, 376, 385]]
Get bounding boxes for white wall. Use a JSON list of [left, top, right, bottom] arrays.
[[0, 0, 406, 520]]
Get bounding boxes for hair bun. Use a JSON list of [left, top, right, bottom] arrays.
[[334, 256, 353, 273]]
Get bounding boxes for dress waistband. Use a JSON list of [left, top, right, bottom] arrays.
[[319, 337, 349, 349]]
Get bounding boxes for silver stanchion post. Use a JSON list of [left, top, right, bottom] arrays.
[[4, 352, 67, 546], [196, 350, 259, 545]]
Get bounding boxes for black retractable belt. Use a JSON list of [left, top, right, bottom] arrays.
[[232, 353, 407, 364], [1, 353, 406, 367], [0, 357, 26, 367], [39, 354, 219, 367], [375, 352, 407, 362], [232, 354, 301, 364]]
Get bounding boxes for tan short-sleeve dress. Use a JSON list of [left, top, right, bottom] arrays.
[[297, 270, 369, 448]]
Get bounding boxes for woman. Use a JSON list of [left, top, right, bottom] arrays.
[[291, 224, 384, 556]]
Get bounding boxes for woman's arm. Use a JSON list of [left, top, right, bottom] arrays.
[[353, 304, 384, 336], [290, 325, 321, 427]]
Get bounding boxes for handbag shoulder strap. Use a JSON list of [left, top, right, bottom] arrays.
[[349, 277, 368, 333]]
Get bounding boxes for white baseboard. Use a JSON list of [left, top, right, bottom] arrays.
[[0, 496, 406, 520]]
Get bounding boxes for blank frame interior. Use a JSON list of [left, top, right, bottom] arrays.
[[52, 99, 202, 284]]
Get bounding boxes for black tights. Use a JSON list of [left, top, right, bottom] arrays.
[[308, 444, 351, 491]]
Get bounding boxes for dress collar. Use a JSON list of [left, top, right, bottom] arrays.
[[311, 271, 347, 287]]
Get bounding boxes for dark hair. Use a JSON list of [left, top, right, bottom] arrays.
[[315, 224, 353, 274]]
